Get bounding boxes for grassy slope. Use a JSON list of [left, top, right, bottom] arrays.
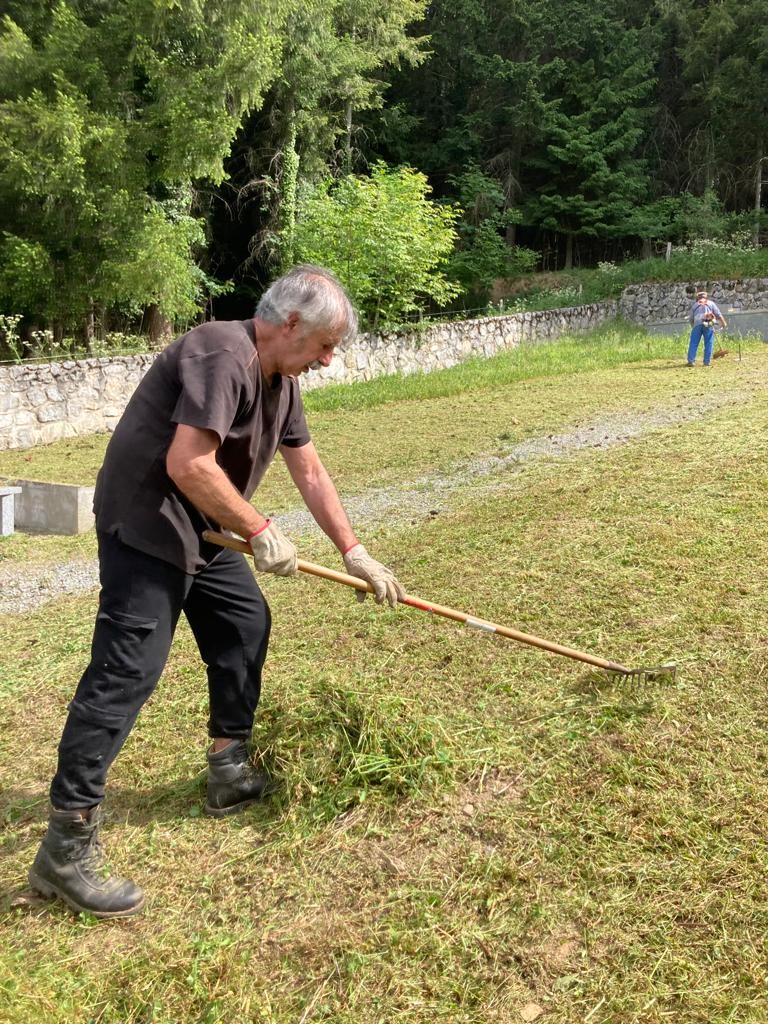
[[2, 334, 768, 1021]]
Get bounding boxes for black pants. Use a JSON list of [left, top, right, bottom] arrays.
[[50, 532, 271, 810]]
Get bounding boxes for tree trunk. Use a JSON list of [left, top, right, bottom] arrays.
[[82, 301, 95, 356], [564, 233, 573, 270], [95, 303, 106, 342], [345, 99, 353, 173], [145, 304, 172, 347], [753, 141, 764, 248], [641, 237, 652, 259], [344, 25, 356, 174], [279, 99, 299, 272]]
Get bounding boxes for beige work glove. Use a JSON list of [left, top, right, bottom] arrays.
[[343, 543, 405, 608], [248, 520, 297, 576]]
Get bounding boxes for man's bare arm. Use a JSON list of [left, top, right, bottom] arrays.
[[280, 441, 357, 553], [166, 424, 267, 538]]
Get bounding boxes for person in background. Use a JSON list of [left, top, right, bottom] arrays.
[[28, 264, 405, 919], [687, 290, 727, 367]]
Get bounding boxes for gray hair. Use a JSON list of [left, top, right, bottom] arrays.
[[255, 264, 358, 344]]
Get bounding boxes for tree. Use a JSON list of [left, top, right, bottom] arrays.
[[365, 0, 668, 267], [672, 0, 768, 240], [294, 163, 460, 328], [521, 10, 658, 267], [446, 166, 538, 301], [0, 1, 293, 336], [203, 0, 428, 310], [365, 0, 553, 197]]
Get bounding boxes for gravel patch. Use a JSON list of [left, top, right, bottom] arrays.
[[0, 559, 100, 615], [0, 386, 756, 615], [275, 386, 754, 533]]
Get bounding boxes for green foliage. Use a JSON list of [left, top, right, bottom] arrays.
[[107, 203, 209, 324], [232, 0, 429, 275], [365, 0, 553, 191], [672, 190, 730, 242], [522, 14, 658, 248], [0, 234, 53, 313], [294, 162, 461, 328], [496, 243, 768, 312], [447, 166, 539, 299], [366, 0, 768, 264], [0, 1, 294, 331], [3, 0, 768, 337], [448, 218, 538, 297], [673, 0, 768, 200]]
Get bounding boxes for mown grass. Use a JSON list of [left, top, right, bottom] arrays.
[[1, 323, 761, 571], [3, 341, 768, 1021], [0, 322, 759, 528], [0, 321, 691, 489]]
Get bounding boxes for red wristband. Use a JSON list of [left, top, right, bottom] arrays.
[[341, 540, 360, 556], [246, 520, 271, 542]]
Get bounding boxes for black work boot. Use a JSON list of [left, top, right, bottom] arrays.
[[205, 740, 269, 817], [28, 806, 145, 919]]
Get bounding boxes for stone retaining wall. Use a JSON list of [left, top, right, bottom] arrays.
[[3, 276, 768, 451], [0, 302, 615, 451], [619, 278, 768, 323], [0, 354, 156, 451]]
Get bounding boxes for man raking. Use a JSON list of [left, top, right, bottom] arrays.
[[28, 264, 405, 918]]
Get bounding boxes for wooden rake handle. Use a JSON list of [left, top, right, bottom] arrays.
[[202, 529, 631, 674]]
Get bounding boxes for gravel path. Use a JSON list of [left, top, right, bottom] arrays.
[[0, 385, 757, 615]]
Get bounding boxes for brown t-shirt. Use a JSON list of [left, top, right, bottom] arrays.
[[93, 319, 310, 572]]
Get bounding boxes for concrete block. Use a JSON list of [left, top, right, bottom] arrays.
[[3, 478, 95, 535], [0, 486, 22, 535]]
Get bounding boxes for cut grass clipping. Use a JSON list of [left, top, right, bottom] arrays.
[[2, 330, 768, 1022]]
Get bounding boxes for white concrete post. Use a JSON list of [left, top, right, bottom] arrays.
[[0, 486, 22, 536]]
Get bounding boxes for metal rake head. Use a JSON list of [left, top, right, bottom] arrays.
[[609, 662, 677, 683]]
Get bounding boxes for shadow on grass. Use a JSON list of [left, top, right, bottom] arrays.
[[0, 775, 290, 833], [0, 777, 290, 914], [567, 666, 669, 693]]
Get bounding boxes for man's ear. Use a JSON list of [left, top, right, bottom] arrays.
[[285, 311, 301, 332]]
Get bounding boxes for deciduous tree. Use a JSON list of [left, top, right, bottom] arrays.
[[294, 163, 460, 328]]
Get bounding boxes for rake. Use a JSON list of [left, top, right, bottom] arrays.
[[202, 530, 676, 681]]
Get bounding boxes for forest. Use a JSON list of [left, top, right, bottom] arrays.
[[0, 0, 766, 347]]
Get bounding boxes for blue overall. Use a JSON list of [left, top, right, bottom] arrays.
[[687, 322, 715, 365], [688, 298, 722, 365]]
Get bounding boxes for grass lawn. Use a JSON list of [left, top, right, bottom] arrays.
[[2, 328, 768, 1022]]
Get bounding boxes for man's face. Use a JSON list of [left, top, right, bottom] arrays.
[[278, 314, 342, 377]]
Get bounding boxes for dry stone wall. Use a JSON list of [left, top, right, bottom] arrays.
[[3, 276, 768, 451], [0, 302, 615, 451], [620, 278, 768, 323], [301, 302, 616, 391], [0, 355, 155, 451]]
